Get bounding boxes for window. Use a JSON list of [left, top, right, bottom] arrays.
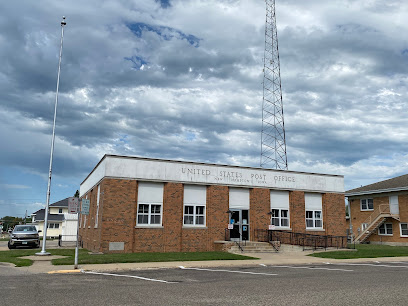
[[400, 223, 408, 237], [58, 208, 63, 214], [184, 185, 206, 226], [361, 199, 374, 211], [271, 209, 289, 227], [83, 194, 88, 228], [361, 223, 368, 231], [47, 223, 60, 229], [137, 204, 161, 225], [270, 190, 290, 228], [136, 182, 163, 226], [184, 205, 205, 225], [378, 223, 392, 235], [306, 210, 323, 229], [305, 193, 323, 229], [95, 184, 100, 228]]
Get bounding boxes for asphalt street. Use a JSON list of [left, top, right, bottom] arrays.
[[3, 262, 408, 306]]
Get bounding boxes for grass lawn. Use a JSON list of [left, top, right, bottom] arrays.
[[52, 250, 257, 265], [0, 248, 256, 267], [0, 248, 80, 267], [310, 244, 408, 259]]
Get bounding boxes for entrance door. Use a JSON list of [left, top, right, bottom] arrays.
[[389, 196, 399, 215], [230, 209, 249, 241]]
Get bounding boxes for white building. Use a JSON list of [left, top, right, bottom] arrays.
[[32, 197, 78, 240]]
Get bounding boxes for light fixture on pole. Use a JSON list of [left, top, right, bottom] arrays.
[[36, 16, 67, 256]]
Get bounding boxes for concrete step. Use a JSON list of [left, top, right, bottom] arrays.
[[278, 244, 304, 252], [228, 241, 280, 253]]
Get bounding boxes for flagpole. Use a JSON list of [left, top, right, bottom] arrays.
[[37, 16, 67, 255]]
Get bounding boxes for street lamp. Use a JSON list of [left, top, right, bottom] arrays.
[[36, 16, 67, 256]]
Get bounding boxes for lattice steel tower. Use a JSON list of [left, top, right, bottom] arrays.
[[260, 0, 288, 170]]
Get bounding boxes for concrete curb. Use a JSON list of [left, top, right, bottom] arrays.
[[48, 269, 83, 274]]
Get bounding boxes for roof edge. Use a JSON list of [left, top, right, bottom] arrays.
[[80, 154, 344, 186], [346, 186, 408, 197], [80, 154, 108, 185]]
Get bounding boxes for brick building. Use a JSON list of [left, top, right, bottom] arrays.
[[346, 174, 408, 245], [79, 155, 346, 253]]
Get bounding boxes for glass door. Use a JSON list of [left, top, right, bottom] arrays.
[[241, 210, 249, 241], [229, 209, 249, 241], [230, 210, 241, 241]]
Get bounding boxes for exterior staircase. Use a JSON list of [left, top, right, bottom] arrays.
[[228, 241, 280, 253], [355, 204, 400, 243]]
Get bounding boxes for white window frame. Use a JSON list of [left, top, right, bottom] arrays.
[[95, 185, 100, 228], [136, 182, 164, 227], [360, 198, 374, 211], [305, 210, 323, 229], [361, 223, 369, 231], [136, 203, 163, 226], [378, 223, 393, 236], [271, 208, 290, 228], [399, 223, 408, 237], [47, 223, 60, 229], [270, 190, 290, 229], [183, 185, 206, 227], [183, 204, 206, 227], [83, 194, 88, 228], [58, 208, 63, 214]]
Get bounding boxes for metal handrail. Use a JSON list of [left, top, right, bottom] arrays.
[[361, 204, 390, 228], [253, 229, 349, 250], [225, 228, 246, 252]]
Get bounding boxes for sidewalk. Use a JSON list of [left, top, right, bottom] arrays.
[[10, 249, 408, 274]]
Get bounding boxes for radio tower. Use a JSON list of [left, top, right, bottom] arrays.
[[260, 0, 288, 170]]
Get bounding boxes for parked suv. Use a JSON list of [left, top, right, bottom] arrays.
[[8, 225, 41, 249]]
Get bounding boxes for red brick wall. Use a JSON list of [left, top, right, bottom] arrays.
[[290, 191, 305, 233], [99, 178, 136, 253], [80, 186, 102, 252], [323, 193, 347, 236], [205, 185, 229, 250], [163, 183, 183, 252], [79, 178, 347, 253], [349, 193, 408, 244], [349, 196, 388, 237], [250, 188, 270, 239]]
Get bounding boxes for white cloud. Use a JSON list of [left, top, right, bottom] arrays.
[[0, 184, 31, 189], [0, 0, 408, 216]]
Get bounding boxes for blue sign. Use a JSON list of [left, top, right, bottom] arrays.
[[81, 199, 90, 215]]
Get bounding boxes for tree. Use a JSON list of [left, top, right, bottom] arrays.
[[0, 216, 24, 231], [74, 190, 80, 198]]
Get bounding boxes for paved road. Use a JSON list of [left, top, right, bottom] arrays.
[[3, 262, 408, 305]]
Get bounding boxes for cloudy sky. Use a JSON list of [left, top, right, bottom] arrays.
[[1, 0, 408, 218]]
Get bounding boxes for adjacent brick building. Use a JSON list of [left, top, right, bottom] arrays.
[[346, 174, 408, 245], [79, 155, 346, 253]]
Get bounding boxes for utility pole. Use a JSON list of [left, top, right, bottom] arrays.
[[37, 16, 67, 255], [260, 0, 288, 170]]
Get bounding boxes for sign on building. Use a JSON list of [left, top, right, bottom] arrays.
[[81, 199, 90, 215], [68, 197, 79, 214]]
